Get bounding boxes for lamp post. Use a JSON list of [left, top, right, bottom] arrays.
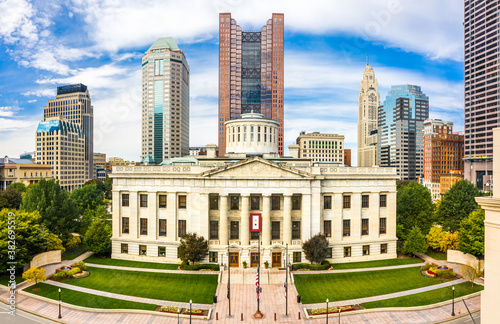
[[58, 288, 62, 319], [227, 240, 232, 318], [339, 308, 341, 323], [326, 298, 329, 323], [189, 299, 192, 323], [285, 243, 289, 317], [451, 286, 455, 316]]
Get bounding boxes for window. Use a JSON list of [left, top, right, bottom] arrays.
[[362, 195, 369, 208], [230, 221, 239, 240], [381, 244, 388, 254], [271, 195, 280, 210], [324, 220, 331, 237], [362, 219, 369, 235], [139, 245, 147, 256], [230, 195, 239, 210], [178, 220, 186, 237], [251, 196, 260, 210], [292, 195, 301, 210], [363, 245, 370, 256], [159, 219, 166, 236], [178, 195, 186, 209], [380, 194, 387, 207], [251, 231, 260, 240], [122, 217, 129, 234], [210, 221, 219, 239], [272, 221, 280, 240], [159, 195, 167, 208], [122, 194, 129, 207], [344, 246, 351, 257], [343, 220, 350, 236], [292, 221, 301, 239], [140, 218, 147, 235], [140, 194, 148, 207], [343, 195, 351, 209], [379, 218, 387, 234], [324, 196, 332, 209], [293, 252, 301, 263], [121, 243, 128, 254], [158, 246, 166, 257], [326, 248, 332, 259], [210, 195, 219, 210], [209, 251, 218, 263]]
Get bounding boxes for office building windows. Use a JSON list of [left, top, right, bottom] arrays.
[[380, 194, 387, 207], [210, 195, 219, 210], [140, 194, 148, 207], [362, 219, 369, 235], [122, 194, 129, 207], [343, 195, 351, 209], [230, 221, 239, 239], [272, 221, 280, 240], [362, 195, 369, 208], [140, 218, 147, 235], [159, 195, 167, 208], [159, 219, 167, 236], [210, 221, 219, 239], [380, 218, 387, 234], [292, 221, 300, 239], [178, 195, 186, 209], [271, 195, 280, 210], [122, 217, 129, 234]]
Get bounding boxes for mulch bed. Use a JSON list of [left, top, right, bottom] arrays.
[[154, 306, 209, 316], [307, 304, 364, 316]]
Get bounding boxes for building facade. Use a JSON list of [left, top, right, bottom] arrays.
[[94, 153, 106, 168], [226, 113, 279, 155], [344, 149, 351, 166], [141, 37, 190, 164], [218, 13, 284, 156], [423, 119, 464, 200], [296, 132, 345, 163], [357, 63, 380, 167], [378, 85, 429, 181], [464, 0, 499, 190], [44, 84, 93, 181], [0, 156, 52, 191], [36, 117, 85, 191]]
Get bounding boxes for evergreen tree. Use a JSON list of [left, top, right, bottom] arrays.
[[0, 187, 23, 210], [404, 226, 428, 255], [177, 233, 209, 265], [84, 219, 111, 256]]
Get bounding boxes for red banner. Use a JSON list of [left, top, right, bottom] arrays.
[[250, 213, 261, 232]]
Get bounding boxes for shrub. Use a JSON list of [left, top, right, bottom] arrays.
[[67, 267, 81, 276], [160, 306, 181, 313], [66, 235, 82, 249], [180, 262, 219, 271], [435, 269, 456, 279], [292, 261, 330, 271], [72, 261, 87, 271], [422, 263, 432, 271], [52, 271, 69, 280], [183, 308, 202, 314]]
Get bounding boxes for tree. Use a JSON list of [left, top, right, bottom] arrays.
[[177, 233, 209, 265], [70, 183, 105, 213], [404, 226, 428, 255], [436, 179, 481, 232], [21, 179, 78, 238], [66, 235, 81, 249], [426, 226, 445, 251], [83, 219, 111, 256], [397, 181, 435, 240], [46, 233, 65, 253], [461, 261, 481, 288], [302, 233, 329, 265], [79, 205, 111, 235], [0, 209, 49, 273], [459, 207, 485, 256], [8, 182, 26, 193], [439, 232, 459, 252], [22, 267, 47, 288], [0, 187, 23, 210]]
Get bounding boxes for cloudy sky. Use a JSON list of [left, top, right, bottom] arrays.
[[0, 0, 464, 164]]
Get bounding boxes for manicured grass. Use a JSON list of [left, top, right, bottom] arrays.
[[332, 258, 422, 270], [295, 267, 453, 304], [62, 244, 86, 261], [84, 255, 180, 270], [426, 249, 447, 261], [363, 282, 484, 309], [62, 267, 218, 304], [0, 274, 24, 287], [25, 283, 156, 310]]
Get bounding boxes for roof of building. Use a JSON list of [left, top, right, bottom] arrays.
[[148, 37, 179, 52], [0, 157, 35, 164], [160, 156, 199, 166], [141, 155, 156, 164]]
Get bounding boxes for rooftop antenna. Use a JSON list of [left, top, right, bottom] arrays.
[[366, 54, 369, 66]]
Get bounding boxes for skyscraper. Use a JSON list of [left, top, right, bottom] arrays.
[[43, 83, 93, 180], [357, 62, 380, 167], [378, 85, 429, 181], [218, 13, 284, 156], [464, 0, 497, 190], [141, 37, 190, 164]]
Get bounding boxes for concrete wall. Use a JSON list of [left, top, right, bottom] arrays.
[[447, 249, 483, 271], [30, 250, 61, 269]]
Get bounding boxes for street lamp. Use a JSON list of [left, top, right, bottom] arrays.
[[451, 286, 455, 316], [189, 299, 192, 324], [326, 298, 329, 323], [58, 288, 62, 319]]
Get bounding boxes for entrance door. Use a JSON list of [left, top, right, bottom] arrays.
[[250, 253, 260, 267], [272, 252, 282, 268], [229, 252, 239, 268]]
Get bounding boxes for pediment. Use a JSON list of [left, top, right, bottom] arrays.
[[201, 157, 312, 179]]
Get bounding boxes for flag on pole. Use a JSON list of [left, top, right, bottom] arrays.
[[256, 266, 260, 300], [284, 280, 287, 299]]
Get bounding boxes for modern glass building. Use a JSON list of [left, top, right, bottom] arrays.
[[141, 37, 190, 163], [378, 85, 429, 181], [218, 13, 284, 156]]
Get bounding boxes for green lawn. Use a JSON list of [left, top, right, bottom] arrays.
[[0, 274, 24, 287], [62, 244, 86, 261], [295, 267, 453, 304], [84, 255, 180, 270], [61, 267, 218, 304], [332, 258, 422, 270], [426, 249, 447, 261], [363, 282, 483, 308], [25, 283, 156, 310]]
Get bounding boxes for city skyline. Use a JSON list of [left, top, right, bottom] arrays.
[[0, 1, 464, 164]]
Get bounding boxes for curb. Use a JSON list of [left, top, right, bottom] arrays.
[[0, 297, 66, 324]]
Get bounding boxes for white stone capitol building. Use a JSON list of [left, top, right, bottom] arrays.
[[111, 113, 398, 267]]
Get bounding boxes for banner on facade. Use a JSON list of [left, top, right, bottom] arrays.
[[250, 213, 261, 232]]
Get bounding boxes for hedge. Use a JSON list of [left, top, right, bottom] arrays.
[[292, 261, 330, 271], [180, 262, 219, 271]]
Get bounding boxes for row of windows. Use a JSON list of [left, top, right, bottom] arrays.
[[122, 194, 186, 209], [210, 195, 301, 211], [123, 218, 186, 237], [325, 194, 387, 209], [323, 218, 386, 237]]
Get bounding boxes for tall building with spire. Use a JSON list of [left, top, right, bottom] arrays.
[[357, 61, 380, 167], [141, 37, 190, 163], [218, 13, 284, 156]]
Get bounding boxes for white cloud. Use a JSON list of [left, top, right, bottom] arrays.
[[0, 107, 16, 117], [27, 99, 37, 103], [22, 88, 56, 97], [0, 0, 38, 45]]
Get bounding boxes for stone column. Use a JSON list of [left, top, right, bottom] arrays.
[[352, 192, 362, 239], [283, 195, 292, 244], [262, 194, 271, 246], [111, 190, 120, 238], [219, 195, 228, 245], [241, 195, 250, 245], [148, 192, 157, 239], [129, 191, 138, 239], [370, 192, 380, 238], [166, 192, 177, 241]]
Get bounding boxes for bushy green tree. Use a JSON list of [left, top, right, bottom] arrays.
[[84, 219, 111, 256], [22, 267, 47, 288], [70, 183, 105, 213], [437, 180, 481, 232], [459, 207, 485, 256], [397, 181, 435, 240], [21, 179, 78, 238], [404, 226, 428, 255], [8, 182, 26, 193], [46, 233, 65, 253], [177, 233, 209, 265], [0, 187, 23, 210], [426, 226, 445, 251], [80, 205, 111, 235], [302, 233, 329, 265]]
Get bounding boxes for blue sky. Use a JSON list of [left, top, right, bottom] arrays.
[[0, 0, 464, 164]]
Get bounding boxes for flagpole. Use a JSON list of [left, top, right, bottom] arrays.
[[285, 243, 288, 317], [227, 240, 231, 318], [257, 231, 260, 313]]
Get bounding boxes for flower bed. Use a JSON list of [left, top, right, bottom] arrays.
[[420, 263, 456, 279], [51, 268, 90, 281], [156, 306, 208, 316], [308, 305, 360, 316]]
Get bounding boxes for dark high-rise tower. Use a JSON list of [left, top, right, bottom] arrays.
[[218, 13, 284, 156]]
